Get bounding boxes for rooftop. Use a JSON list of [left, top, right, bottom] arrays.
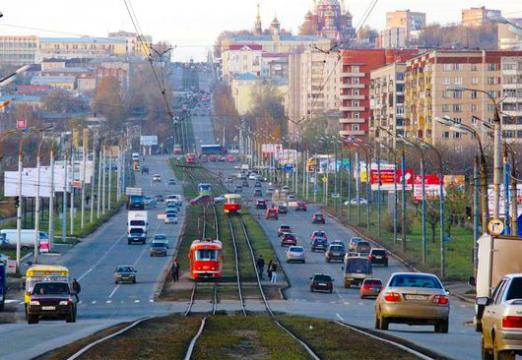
[[31, 76, 76, 84], [230, 34, 324, 42], [233, 72, 259, 81], [40, 37, 126, 44]]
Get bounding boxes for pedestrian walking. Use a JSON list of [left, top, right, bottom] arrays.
[[267, 259, 273, 279], [256, 255, 265, 279], [171, 259, 180, 282], [72, 278, 81, 302], [270, 262, 278, 284]]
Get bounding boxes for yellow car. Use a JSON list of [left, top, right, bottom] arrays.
[[374, 272, 449, 333], [480, 274, 522, 360]]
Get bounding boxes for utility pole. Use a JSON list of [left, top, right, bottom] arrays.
[[49, 144, 55, 251], [16, 137, 25, 273], [401, 147, 407, 252], [97, 146, 102, 218], [80, 129, 88, 229], [70, 143, 75, 236], [493, 108, 502, 219], [34, 139, 43, 264], [90, 132, 97, 223], [101, 147, 106, 214], [62, 148, 68, 246]]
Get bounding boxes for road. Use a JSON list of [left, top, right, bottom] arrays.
[[0, 155, 186, 360], [208, 162, 481, 360]]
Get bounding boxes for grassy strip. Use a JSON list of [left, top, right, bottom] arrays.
[[191, 315, 311, 360], [278, 316, 419, 360], [41, 315, 202, 360]]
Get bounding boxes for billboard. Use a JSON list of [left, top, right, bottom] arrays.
[[262, 144, 283, 156], [4, 165, 68, 197], [55, 161, 94, 184], [276, 149, 298, 165], [413, 174, 442, 201], [488, 184, 522, 217], [370, 168, 413, 191], [140, 136, 158, 146]]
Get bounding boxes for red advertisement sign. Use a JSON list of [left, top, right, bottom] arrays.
[[16, 119, 27, 129], [370, 169, 413, 191], [413, 174, 441, 201]]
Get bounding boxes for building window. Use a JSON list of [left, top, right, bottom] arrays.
[[471, 77, 479, 85], [351, 65, 360, 72], [471, 90, 478, 99], [443, 64, 453, 72], [442, 104, 450, 112], [471, 64, 478, 71], [352, 77, 360, 84], [454, 77, 463, 85], [354, 112, 360, 119], [453, 104, 462, 112], [487, 77, 497, 85], [443, 77, 450, 85], [487, 63, 498, 71], [443, 131, 449, 138], [453, 131, 462, 138], [352, 124, 360, 131], [353, 89, 359, 96], [352, 100, 360, 107], [471, 104, 478, 112], [453, 117, 462, 124], [487, 104, 496, 112]]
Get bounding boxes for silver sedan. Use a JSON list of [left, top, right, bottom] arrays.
[[286, 246, 305, 263]]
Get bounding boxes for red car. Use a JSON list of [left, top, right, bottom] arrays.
[[310, 230, 328, 243], [296, 200, 307, 211], [266, 207, 279, 220], [360, 278, 383, 299], [312, 213, 326, 224], [281, 233, 297, 247]]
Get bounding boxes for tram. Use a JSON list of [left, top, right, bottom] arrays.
[[189, 239, 223, 280], [198, 183, 212, 197], [185, 153, 197, 164], [223, 194, 241, 214]]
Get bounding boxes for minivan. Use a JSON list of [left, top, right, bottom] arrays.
[[343, 256, 372, 288], [0, 229, 50, 252]]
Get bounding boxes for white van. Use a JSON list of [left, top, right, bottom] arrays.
[[0, 229, 50, 252]]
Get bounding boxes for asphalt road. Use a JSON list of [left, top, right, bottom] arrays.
[[0, 155, 186, 360], [208, 161, 481, 360]]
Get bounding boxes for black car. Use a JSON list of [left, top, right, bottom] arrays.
[[155, 194, 164, 202], [256, 199, 267, 209], [312, 213, 325, 224], [254, 189, 263, 197], [310, 274, 334, 293], [254, 182, 262, 188], [27, 282, 77, 324], [278, 204, 288, 214], [369, 248, 388, 267], [311, 237, 328, 252], [325, 244, 346, 262], [141, 166, 149, 174], [242, 180, 249, 187]]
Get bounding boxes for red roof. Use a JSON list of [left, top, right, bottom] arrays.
[[228, 43, 262, 51]]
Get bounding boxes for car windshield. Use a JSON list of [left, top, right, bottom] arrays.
[[330, 245, 344, 252], [364, 280, 382, 286], [313, 275, 331, 282], [357, 242, 371, 250], [117, 266, 134, 272], [389, 274, 442, 289], [289, 247, 303, 252], [130, 228, 143, 234], [372, 249, 386, 255], [33, 282, 69, 295], [280, 226, 290, 230], [506, 278, 522, 300], [154, 235, 167, 240], [346, 259, 370, 273], [315, 214, 323, 218], [130, 220, 145, 226], [151, 243, 166, 248]]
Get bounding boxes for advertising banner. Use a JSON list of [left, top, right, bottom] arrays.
[[370, 168, 413, 191], [488, 184, 522, 217], [4, 165, 68, 197], [261, 144, 283, 156], [140, 135, 158, 146], [413, 174, 442, 201]]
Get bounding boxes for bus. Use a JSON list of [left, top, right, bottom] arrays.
[[198, 183, 212, 197], [201, 144, 225, 155], [24, 265, 69, 307]]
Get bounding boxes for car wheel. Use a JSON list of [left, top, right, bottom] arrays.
[[310, 288, 314, 293], [27, 315, 39, 324], [115, 280, 119, 284], [375, 316, 381, 329], [132, 278, 136, 284], [361, 294, 365, 299], [435, 320, 449, 333], [481, 339, 493, 360], [326, 258, 330, 263], [380, 317, 389, 330], [494, 349, 515, 360], [128, 240, 131, 245], [66, 313, 75, 323], [384, 261, 388, 267]]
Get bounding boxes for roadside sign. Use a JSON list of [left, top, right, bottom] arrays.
[[126, 187, 143, 196], [487, 218, 504, 236], [16, 119, 27, 129], [321, 176, 328, 183], [331, 193, 340, 199]]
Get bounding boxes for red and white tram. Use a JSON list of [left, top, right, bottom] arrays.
[[223, 194, 241, 214], [189, 239, 223, 280]]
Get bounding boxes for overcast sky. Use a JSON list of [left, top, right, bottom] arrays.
[[1, 0, 521, 61]]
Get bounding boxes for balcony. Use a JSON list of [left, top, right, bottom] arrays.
[[340, 105, 365, 112], [339, 117, 365, 124], [341, 71, 365, 77], [341, 83, 365, 89], [340, 94, 365, 100], [339, 129, 366, 136]]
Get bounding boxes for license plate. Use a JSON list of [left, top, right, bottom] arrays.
[[42, 306, 55, 310], [406, 294, 428, 301], [375, 256, 382, 259], [318, 283, 327, 286]]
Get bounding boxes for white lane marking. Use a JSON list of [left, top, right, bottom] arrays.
[[77, 233, 125, 281], [358, 302, 364, 305], [108, 285, 120, 299], [5, 299, 19, 304], [106, 300, 112, 304], [91, 300, 97, 304], [134, 299, 140, 303], [18, 301, 25, 305], [336, 313, 344, 321], [344, 301, 350, 305]]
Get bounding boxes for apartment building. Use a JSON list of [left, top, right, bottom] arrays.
[[339, 49, 418, 142], [38, 37, 128, 61], [380, 10, 426, 48], [501, 56, 522, 142], [288, 49, 340, 135], [0, 36, 39, 65], [404, 50, 522, 147], [498, 19, 522, 50], [462, 6, 501, 27], [370, 63, 407, 147], [221, 44, 263, 81]]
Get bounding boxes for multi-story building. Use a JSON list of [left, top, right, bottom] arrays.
[[380, 10, 426, 48], [230, 73, 288, 115], [108, 31, 152, 57], [261, 52, 289, 80], [288, 49, 340, 135], [0, 35, 39, 65], [501, 56, 522, 142], [339, 49, 418, 141], [38, 37, 128, 61], [31, 76, 76, 91], [370, 63, 407, 147], [498, 19, 522, 50], [221, 44, 263, 81], [462, 6, 501, 27], [404, 50, 522, 147]]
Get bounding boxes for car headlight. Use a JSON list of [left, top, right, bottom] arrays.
[[59, 300, 70, 305], [29, 300, 40, 306]]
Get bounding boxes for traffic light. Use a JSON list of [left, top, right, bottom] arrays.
[[15, 197, 19, 208]]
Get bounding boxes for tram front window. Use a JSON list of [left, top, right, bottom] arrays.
[[196, 249, 217, 261]]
